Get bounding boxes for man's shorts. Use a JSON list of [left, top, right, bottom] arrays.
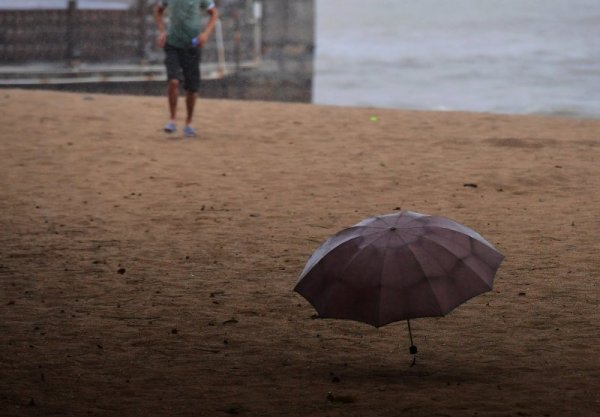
[[164, 43, 202, 92]]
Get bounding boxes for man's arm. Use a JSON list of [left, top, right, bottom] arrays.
[[196, 6, 219, 48], [154, 3, 167, 48]]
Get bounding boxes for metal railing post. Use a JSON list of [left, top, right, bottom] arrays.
[[137, 0, 148, 63], [215, 18, 226, 77], [66, 0, 78, 65], [252, 0, 262, 63]]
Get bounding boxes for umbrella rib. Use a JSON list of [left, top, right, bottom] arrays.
[[406, 240, 457, 314], [423, 223, 497, 250], [376, 215, 396, 228], [298, 226, 391, 285], [331, 230, 400, 326], [375, 232, 397, 325], [394, 216, 428, 229], [335, 231, 392, 282], [317, 231, 392, 327], [409, 250, 446, 316], [414, 233, 495, 291], [392, 232, 445, 316], [368, 213, 417, 228], [358, 225, 395, 230]]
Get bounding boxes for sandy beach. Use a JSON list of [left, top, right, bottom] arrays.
[[1, 89, 599, 416]]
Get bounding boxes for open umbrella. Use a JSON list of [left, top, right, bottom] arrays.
[[294, 211, 504, 361]]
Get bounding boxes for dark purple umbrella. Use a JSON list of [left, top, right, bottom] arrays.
[[294, 211, 504, 360]]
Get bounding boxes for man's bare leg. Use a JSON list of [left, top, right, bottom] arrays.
[[163, 79, 179, 133], [183, 90, 197, 137], [185, 90, 196, 126], [168, 79, 179, 121]]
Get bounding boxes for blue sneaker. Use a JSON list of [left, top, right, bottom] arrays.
[[164, 121, 176, 133], [183, 125, 197, 138]]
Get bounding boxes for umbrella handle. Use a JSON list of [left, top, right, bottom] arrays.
[[407, 320, 418, 366]]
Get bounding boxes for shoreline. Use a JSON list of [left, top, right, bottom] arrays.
[[3, 86, 599, 121]]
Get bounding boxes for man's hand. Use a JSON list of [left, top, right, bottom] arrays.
[[195, 31, 210, 48], [195, 7, 219, 48]]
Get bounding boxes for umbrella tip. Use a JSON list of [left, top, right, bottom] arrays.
[[390, 227, 397, 231], [409, 345, 418, 367]]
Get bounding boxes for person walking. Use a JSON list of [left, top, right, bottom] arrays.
[[154, 0, 219, 137]]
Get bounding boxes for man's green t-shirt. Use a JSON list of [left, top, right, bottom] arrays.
[[161, 0, 215, 48]]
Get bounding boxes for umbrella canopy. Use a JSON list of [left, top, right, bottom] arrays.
[[294, 211, 504, 328]]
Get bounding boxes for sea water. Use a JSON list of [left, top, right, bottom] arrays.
[[314, 0, 600, 118]]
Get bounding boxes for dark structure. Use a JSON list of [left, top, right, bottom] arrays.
[[0, 0, 314, 103]]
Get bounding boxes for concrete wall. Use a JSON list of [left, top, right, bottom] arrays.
[[250, 0, 315, 101], [189, 0, 316, 103]]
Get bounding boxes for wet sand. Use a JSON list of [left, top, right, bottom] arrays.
[[1, 89, 599, 416]]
